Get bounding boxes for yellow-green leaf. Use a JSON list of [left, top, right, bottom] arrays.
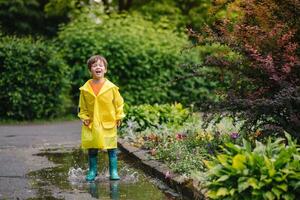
[[264, 156, 276, 177], [229, 188, 236, 196], [232, 154, 246, 170], [217, 175, 229, 182], [263, 191, 275, 200], [247, 177, 258, 189], [207, 190, 218, 199], [204, 160, 214, 169], [216, 187, 229, 197], [271, 187, 282, 199], [277, 183, 288, 192], [217, 154, 229, 166]]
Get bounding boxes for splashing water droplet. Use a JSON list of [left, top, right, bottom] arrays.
[[68, 167, 86, 184], [67, 165, 140, 185], [119, 167, 139, 183]]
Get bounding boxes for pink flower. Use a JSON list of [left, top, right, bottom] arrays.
[[165, 171, 171, 179], [230, 132, 239, 139], [175, 133, 186, 140]]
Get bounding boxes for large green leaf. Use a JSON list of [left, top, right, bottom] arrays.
[[217, 154, 230, 166], [276, 183, 288, 192], [217, 175, 230, 182], [264, 156, 276, 177], [282, 193, 295, 200], [232, 154, 246, 170], [263, 191, 275, 200], [216, 187, 229, 197], [271, 187, 282, 199]]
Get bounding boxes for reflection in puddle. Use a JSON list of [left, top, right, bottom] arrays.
[[28, 149, 178, 199], [88, 181, 120, 199]]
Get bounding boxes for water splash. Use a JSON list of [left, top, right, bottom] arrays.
[[120, 167, 139, 183], [28, 149, 176, 199], [68, 167, 86, 184], [95, 167, 110, 182], [67, 166, 139, 184]]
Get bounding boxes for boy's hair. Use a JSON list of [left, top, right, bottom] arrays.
[[87, 55, 108, 70]]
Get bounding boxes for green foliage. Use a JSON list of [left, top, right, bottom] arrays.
[[58, 13, 208, 105], [155, 138, 206, 174], [119, 105, 207, 174], [122, 103, 190, 131], [44, 0, 94, 20], [0, 0, 68, 37], [0, 36, 71, 120], [120, 107, 243, 175], [204, 133, 300, 200], [151, 117, 242, 175], [130, 0, 184, 30], [128, 0, 231, 31]]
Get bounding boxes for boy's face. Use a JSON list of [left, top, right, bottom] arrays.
[[90, 60, 107, 79]]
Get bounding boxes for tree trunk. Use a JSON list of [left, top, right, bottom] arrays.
[[102, 0, 110, 12], [125, 0, 132, 10], [118, 0, 132, 11], [118, 0, 125, 11]]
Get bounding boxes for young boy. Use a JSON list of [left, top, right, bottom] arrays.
[[78, 55, 125, 182]]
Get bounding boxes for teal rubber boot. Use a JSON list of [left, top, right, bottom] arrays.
[[86, 153, 98, 182], [108, 149, 120, 180]]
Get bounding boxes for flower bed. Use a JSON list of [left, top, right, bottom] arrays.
[[120, 103, 300, 199]]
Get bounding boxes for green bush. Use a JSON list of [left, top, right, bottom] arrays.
[[122, 103, 190, 131], [155, 138, 206, 174], [0, 0, 68, 37], [57, 13, 210, 105], [0, 36, 70, 120], [204, 133, 300, 200], [130, 0, 185, 30]]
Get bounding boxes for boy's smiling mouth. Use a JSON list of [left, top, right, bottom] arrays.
[[95, 70, 102, 74]]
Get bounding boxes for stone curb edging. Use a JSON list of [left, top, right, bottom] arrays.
[[118, 138, 206, 200]]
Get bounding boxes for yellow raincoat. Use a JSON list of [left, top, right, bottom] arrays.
[[78, 78, 125, 149]]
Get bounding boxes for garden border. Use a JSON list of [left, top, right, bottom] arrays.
[[118, 138, 206, 200]]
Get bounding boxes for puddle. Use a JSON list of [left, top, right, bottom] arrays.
[[27, 149, 179, 199]]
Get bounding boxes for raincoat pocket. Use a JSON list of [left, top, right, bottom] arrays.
[[81, 125, 93, 148], [101, 121, 116, 129]]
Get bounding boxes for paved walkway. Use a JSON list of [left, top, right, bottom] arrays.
[[0, 120, 81, 199]]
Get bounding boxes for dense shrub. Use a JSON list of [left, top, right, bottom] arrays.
[[204, 133, 300, 200], [0, 0, 69, 37], [57, 13, 216, 106], [121, 103, 190, 132], [189, 0, 300, 138], [0, 36, 70, 120]]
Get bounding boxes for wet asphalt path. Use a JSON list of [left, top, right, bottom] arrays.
[[0, 120, 82, 199]]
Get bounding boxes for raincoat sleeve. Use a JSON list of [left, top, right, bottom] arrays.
[[78, 90, 90, 120], [113, 88, 125, 120]]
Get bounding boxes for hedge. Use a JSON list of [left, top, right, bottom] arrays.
[[0, 36, 70, 120], [57, 13, 207, 105]]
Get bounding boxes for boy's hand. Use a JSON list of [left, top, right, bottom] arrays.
[[117, 120, 122, 127], [83, 119, 91, 126]]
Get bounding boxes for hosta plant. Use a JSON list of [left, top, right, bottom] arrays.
[[204, 133, 300, 200]]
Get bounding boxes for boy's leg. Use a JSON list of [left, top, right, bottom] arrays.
[[107, 149, 120, 180], [86, 148, 98, 181]]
